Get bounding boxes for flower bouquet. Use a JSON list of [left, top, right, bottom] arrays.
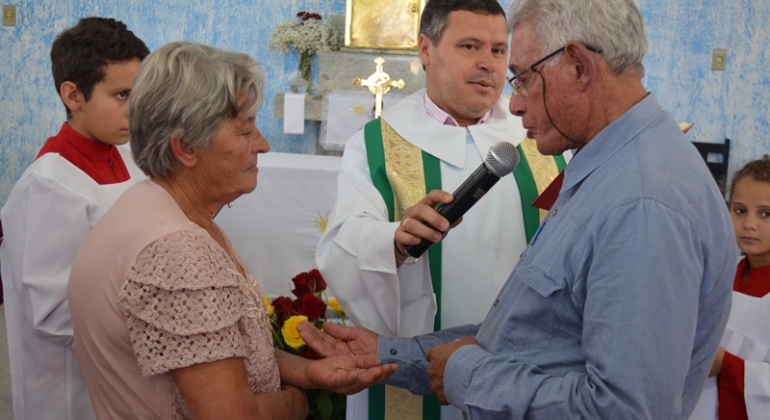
[[268, 11, 342, 93], [265, 269, 347, 420]]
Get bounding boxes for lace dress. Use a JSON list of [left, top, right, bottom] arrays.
[[118, 223, 280, 419]]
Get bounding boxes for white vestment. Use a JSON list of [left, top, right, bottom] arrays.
[[1, 146, 143, 420], [688, 291, 770, 419], [316, 90, 532, 420]]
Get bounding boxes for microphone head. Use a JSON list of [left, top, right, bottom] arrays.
[[485, 142, 520, 177]]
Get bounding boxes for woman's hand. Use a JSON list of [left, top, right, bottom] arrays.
[[297, 321, 379, 361], [277, 323, 397, 395]]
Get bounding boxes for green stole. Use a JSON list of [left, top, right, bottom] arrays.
[[363, 118, 565, 420]]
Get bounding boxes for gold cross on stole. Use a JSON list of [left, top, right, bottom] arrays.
[[353, 56, 405, 118]]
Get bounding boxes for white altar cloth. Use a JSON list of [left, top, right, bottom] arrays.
[[216, 152, 342, 296]]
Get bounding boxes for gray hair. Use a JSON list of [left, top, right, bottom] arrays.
[[129, 41, 265, 179], [509, 0, 647, 78]]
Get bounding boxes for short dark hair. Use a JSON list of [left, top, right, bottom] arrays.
[[51, 17, 149, 118], [730, 155, 770, 199], [420, 0, 506, 45]]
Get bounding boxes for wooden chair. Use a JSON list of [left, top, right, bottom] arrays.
[[692, 138, 730, 195]]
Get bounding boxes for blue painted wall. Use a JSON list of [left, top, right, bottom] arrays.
[[1, 0, 768, 205]]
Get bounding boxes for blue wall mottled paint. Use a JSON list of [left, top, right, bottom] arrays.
[[1, 0, 768, 205]]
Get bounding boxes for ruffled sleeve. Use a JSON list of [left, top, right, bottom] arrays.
[[118, 229, 250, 377]]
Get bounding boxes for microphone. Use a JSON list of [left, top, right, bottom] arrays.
[[404, 142, 520, 258]]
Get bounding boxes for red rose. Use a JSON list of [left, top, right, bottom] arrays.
[[291, 272, 311, 297], [292, 293, 327, 321], [272, 296, 294, 323], [291, 269, 327, 297], [308, 269, 327, 292], [298, 350, 317, 360]]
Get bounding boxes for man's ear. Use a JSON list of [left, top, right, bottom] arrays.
[[169, 131, 197, 169], [59, 81, 83, 113], [564, 42, 597, 92], [417, 33, 433, 68]]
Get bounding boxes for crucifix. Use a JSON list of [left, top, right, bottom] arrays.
[[353, 56, 405, 118]]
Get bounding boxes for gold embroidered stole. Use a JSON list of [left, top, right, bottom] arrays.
[[518, 137, 561, 222], [381, 120, 428, 221], [380, 119, 427, 420]]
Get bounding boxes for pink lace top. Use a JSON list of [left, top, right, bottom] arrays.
[[117, 223, 280, 419]]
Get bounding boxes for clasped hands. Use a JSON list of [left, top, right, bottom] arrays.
[[394, 190, 461, 266], [297, 321, 479, 405]]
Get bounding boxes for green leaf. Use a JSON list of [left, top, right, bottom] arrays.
[[318, 395, 333, 420]]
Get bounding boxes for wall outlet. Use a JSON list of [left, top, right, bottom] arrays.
[[712, 48, 727, 71]]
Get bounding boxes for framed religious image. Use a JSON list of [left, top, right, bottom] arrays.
[[345, 0, 426, 50]]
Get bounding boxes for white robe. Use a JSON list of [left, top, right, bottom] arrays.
[[688, 291, 770, 419], [0, 146, 143, 420], [316, 90, 531, 420]]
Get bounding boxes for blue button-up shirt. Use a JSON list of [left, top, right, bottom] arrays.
[[378, 94, 737, 419]]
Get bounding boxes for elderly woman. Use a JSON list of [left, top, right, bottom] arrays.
[[67, 41, 395, 420]]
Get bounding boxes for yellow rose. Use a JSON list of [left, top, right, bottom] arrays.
[[281, 315, 308, 349], [327, 298, 344, 314], [263, 295, 274, 316]]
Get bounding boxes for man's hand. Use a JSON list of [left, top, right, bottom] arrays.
[[425, 337, 479, 405], [395, 190, 459, 263]]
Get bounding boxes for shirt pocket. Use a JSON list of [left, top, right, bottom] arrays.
[[500, 264, 564, 350]]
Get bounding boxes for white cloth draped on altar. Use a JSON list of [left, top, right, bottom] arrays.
[[216, 152, 341, 296], [320, 89, 408, 151]]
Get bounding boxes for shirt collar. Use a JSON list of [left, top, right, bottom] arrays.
[[423, 90, 492, 127], [380, 90, 519, 168], [59, 122, 116, 160], [561, 93, 660, 193]]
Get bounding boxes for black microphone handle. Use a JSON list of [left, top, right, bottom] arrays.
[[404, 164, 502, 258]]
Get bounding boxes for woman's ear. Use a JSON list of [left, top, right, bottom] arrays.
[[59, 81, 83, 114], [169, 131, 197, 169]]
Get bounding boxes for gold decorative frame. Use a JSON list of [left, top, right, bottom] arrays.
[[345, 0, 426, 50]]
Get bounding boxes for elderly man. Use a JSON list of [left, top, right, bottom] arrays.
[[301, 0, 736, 418]]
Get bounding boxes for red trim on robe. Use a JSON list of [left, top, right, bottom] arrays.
[[36, 123, 129, 185], [717, 258, 770, 419], [718, 351, 748, 420], [733, 258, 770, 297]]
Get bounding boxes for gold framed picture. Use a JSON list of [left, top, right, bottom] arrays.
[[345, 0, 426, 50]]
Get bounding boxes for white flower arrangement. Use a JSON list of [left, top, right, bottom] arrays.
[[270, 12, 342, 93], [269, 12, 342, 56]]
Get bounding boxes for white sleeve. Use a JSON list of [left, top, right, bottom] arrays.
[[2, 171, 91, 346], [721, 292, 770, 419], [315, 130, 436, 337], [744, 359, 770, 419]]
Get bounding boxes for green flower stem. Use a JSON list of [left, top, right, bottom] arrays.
[[299, 50, 313, 93]]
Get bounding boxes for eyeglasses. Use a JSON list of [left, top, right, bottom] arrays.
[[507, 45, 603, 97]]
